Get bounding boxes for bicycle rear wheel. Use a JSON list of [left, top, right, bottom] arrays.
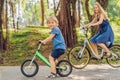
[[56, 60, 72, 77], [68, 45, 90, 69], [21, 59, 39, 77], [106, 45, 120, 68]]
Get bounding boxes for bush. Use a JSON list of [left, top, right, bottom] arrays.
[[117, 20, 120, 26]]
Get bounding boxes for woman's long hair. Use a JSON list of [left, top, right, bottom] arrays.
[[93, 2, 108, 19]]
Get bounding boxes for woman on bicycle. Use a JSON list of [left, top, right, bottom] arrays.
[[41, 16, 66, 78], [85, 2, 114, 58]]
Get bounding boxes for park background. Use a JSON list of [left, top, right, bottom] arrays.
[[0, 0, 120, 66]]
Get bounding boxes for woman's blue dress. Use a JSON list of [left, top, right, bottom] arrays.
[[90, 20, 114, 48]]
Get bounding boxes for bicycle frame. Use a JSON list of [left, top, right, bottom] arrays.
[[29, 43, 66, 70], [80, 27, 120, 60], [79, 37, 105, 59], [30, 43, 50, 67], [79, 27, 105, 59]]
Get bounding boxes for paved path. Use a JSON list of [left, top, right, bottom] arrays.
[[0, 64, 120, 80]]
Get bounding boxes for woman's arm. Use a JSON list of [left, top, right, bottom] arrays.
[[85, 16, 97, 27], [89, 14, 104, 27], [41, 34, 55, 44]]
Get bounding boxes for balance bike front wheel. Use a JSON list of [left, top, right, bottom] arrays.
[[20, 59, 39, 77]]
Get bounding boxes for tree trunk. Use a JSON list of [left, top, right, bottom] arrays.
[[5, 0, 9, 50], [0, 0, 4, 52], [58, 0, 78, 48], [47, 0, 49, 9], [72, 0, 78, 27], [9, 0, 16, 32], [53, 0, 60, 16], [0, 0, 5, 64], [40, 0, 44, 26], [96, 0, 109, 10], [85, 0, 92, 22], [77, 0, 81, 27]]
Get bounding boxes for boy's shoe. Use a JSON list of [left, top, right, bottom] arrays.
[[47, 73, 58, 78]]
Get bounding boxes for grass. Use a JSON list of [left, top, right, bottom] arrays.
[[1, 27, 51, 66]]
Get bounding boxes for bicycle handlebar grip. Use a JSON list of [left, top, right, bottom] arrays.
[[81, 26, 87, 30], [39, 40, 42, 44], [38, 40, 45, 45]]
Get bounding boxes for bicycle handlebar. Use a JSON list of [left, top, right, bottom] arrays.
[[80, 26, 88, 32], [81, 26, 88, 30], [37, 41, 43, 50], [38, 41, 42, 44], [80, 26, 89, 38]]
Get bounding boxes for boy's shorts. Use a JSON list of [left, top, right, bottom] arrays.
[[51, 49, 65, 59]]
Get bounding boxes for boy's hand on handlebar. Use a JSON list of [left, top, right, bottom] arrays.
[[39, 40, 46, 44]]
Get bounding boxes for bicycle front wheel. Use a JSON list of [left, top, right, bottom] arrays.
[[68, 45, 90, 69], [106, 45, 120, 68], [21, 59, 39, 77]]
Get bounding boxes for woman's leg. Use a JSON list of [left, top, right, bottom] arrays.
[[49, 56, 56, 74], [90, 42, 99, 55], [97, 43, 111, 56]]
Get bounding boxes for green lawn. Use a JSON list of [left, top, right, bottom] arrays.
[[1, 27, 51, 66]]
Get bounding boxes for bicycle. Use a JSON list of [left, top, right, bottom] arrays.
[[68, 26, 120, 69], [21, 41, 72, 77]]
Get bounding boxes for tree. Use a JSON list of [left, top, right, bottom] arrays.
[[40, 0, 44, 26], [57, 0, 78, 48], [0, 0, 4, 52], [5, 0, 9, 50], [0, 0, 5, 63], [96, 0, 108, 10]]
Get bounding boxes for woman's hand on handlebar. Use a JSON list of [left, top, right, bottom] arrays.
[[87, 24, 93, 28], [84, 23, 93, 28]]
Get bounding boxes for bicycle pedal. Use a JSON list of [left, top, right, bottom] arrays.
[[116, 57, 120, 60]]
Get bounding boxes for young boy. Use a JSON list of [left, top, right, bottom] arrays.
[[41, 16, 66, 78]]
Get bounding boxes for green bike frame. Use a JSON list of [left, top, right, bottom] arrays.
[[30, 43, 66, 70], [35, 50, 50, 67]]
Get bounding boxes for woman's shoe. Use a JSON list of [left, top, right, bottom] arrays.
[[106, 53, 112, 58], [90, 56, 98, 60]]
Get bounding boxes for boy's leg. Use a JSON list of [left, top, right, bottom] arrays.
[[49, 49, 65, 74], [49, 55, 56, 74], [55, 59, 58, 64]]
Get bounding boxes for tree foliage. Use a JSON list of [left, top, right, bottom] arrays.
[[107, 0, 120, 25]]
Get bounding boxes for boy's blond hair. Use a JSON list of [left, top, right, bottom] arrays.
[[47, 16, 59, 26]]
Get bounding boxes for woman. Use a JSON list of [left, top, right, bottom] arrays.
[[85, 2, 114, 58]]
